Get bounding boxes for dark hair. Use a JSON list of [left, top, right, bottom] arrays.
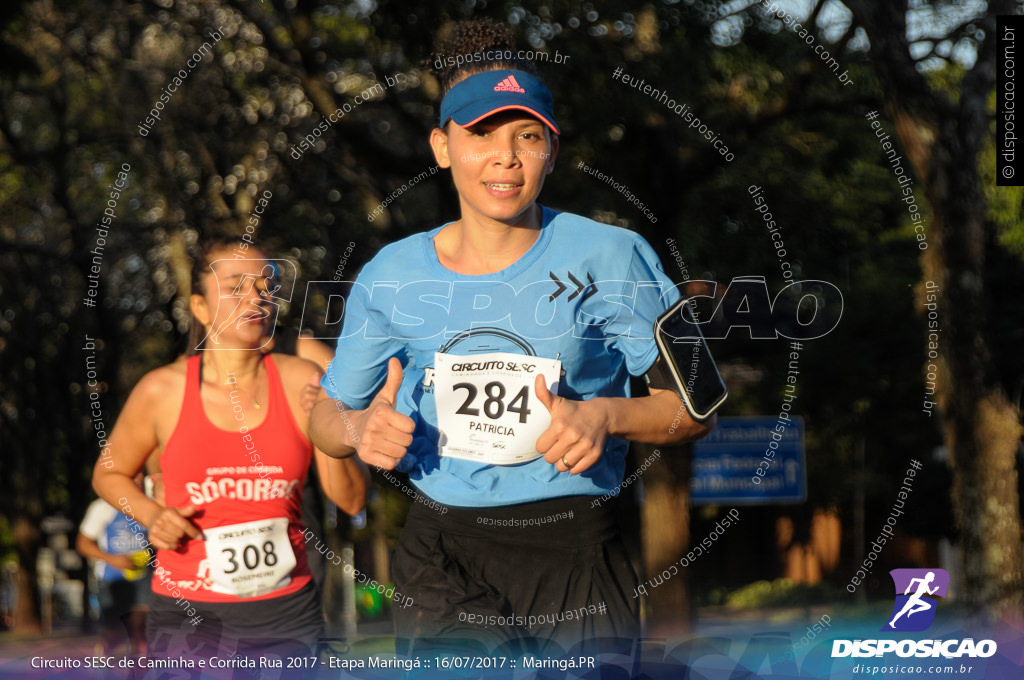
[[429, 18, 542, 95], [185, 236, 267, 356]]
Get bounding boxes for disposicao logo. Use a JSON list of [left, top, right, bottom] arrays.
[[832, 568, 997, 659], [883, 568, 948, 632]]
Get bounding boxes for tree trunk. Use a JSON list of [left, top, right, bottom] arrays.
[[640, 443, 693, 636], [12, 516, 42, 634], [845, 0, 1024, 623], [917, 111, 1024, 622]]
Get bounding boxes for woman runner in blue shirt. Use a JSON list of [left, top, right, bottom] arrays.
[[311, 19, 714, 657]]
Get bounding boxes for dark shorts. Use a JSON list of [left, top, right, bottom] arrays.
[[98, 575, 151, 626], [146, 581, 324, 661], [391, 494, 639, 657]]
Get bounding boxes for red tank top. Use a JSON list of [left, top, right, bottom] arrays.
[[155, 354, 313, 602]]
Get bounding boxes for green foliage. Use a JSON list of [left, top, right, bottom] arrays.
[[984, 88, 1024, 259]]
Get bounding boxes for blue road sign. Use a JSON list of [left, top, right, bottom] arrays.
[[691, 416, 806, 505]]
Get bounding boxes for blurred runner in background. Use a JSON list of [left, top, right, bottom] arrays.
[[77, 487, 152, 656], [93, 238, 367, 660]]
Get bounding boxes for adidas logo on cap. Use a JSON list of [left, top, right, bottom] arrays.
[[494, 74, 526, 93]]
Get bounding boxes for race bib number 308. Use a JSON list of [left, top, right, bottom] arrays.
[[433, 351, 561, 465], [206, 517, 296, 598]]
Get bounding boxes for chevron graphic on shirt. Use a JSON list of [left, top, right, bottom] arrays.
[[548, 270, 597, 303], [494, 74, 526, 93]]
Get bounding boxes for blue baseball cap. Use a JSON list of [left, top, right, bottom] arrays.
[[439, 69, 560, 135]]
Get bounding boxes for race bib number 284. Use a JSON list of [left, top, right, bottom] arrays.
[[433, 352, 561, 465]]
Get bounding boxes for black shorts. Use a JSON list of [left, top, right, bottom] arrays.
[[146, 581, 323, 661], [391, 494, 639, 657]]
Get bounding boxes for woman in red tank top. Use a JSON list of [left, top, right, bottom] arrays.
[[92, 239, 367, 659]]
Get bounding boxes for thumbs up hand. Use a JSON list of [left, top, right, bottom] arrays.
[[377, 357, 404, 406], [352, 357, 416, 470], [534, 374, 610, 475]]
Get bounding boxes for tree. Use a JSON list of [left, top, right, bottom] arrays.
[[841, 0, 1024, 622]]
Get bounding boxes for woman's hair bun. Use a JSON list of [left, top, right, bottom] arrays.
[[427, 18, 540, 94]]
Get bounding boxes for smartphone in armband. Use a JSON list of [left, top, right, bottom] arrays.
[[646, 297, 729, 422]]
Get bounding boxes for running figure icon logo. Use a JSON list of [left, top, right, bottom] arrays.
[[882, 568, 949, 632]]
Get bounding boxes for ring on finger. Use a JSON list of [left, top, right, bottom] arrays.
[[561, 456, 574, 469]]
